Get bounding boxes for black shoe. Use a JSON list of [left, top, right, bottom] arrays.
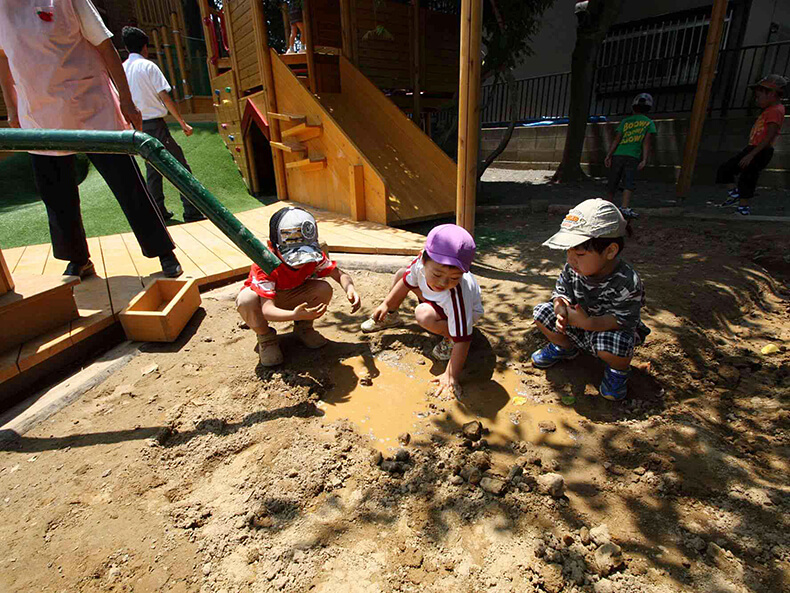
[[183, 212, 206, 223], [63, 259, 95, 279], [159, 253, 183, 278]]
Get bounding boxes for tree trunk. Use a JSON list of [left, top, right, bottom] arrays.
[[553, 0, 624, 183], [479, 68, 517, 178]]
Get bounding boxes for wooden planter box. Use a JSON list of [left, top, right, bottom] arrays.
[[120, 279, 201, 342]]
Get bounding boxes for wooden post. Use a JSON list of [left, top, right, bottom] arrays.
[[171, 12, 193, 110], [302, 0, 318, 93], [160, 26, 181, 101], [456, 0, 483, 233], [151, 27, 164, 71], [411, 0, 421, 125], [251, 0, 289, 201], [196, 0, 219, 79], [340, 0, 354, 63], [0, 248, 14, 295], [676, 0, 728, 199], [350, 164, 366, 220]]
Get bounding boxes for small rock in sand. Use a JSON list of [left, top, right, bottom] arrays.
[[594, 542, 623, 576], [462, 421, 483, 441], [590, 524, 611, 546], [460, 466, 482, 485], [370, 451, 383, 467], [479, 477, 507, 495], [398, 433, 411, 446], [538, 420, 557, 433], [580, 526, 591, 545], [449, 475, 464, 485], [395, 449, 410, 463], [537, 473, 565, 497]]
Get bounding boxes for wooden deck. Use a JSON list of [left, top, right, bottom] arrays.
[[0, 202, 424, 388]]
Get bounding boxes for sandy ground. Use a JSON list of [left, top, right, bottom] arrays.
[[1, 211, 789, 593]]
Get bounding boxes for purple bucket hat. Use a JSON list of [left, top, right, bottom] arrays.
[[424, 224, 476, 273]]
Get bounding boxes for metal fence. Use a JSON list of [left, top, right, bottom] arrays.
[[461, 40, 790, 127]]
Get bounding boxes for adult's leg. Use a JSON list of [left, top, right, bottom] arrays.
[[737, 146, 774, 205], [141, 119, 169, 217], [30, 154, 90, 263], [87, 153, 175, 258], [143, 119, 203, 219]]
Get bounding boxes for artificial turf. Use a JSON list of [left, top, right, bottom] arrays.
[[0, 123, 270, 250]]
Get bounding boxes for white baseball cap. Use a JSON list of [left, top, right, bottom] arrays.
[[543, 199, 627, 250], [269, 207, 323, 267], [633, 93, 654, 108]]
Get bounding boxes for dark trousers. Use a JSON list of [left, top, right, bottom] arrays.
[[142, 118, 202, 219], [31, 153, 175, 263], [715, 145, 774, 201]]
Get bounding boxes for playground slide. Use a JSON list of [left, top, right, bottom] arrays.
[[319, 57, 457, 224]]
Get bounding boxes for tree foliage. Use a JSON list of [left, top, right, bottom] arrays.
[[481, 0, 555, 80]]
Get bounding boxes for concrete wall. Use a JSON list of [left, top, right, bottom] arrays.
[[482, 116, 790, 188]]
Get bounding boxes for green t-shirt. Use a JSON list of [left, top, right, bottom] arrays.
[[613, 114, 656, 159]]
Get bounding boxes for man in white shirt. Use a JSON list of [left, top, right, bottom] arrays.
[[122, 26, 204, 223]]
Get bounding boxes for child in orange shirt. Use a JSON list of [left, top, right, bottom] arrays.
[[716, 74, 786, 216]]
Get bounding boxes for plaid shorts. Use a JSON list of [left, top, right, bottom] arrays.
[[533, 302, 646, 358]]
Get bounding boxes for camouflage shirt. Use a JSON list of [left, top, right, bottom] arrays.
[[552, 259, 647, 333]]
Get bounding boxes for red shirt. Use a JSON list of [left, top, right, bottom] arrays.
[[749, 103, 785, 146], [244, 252, 336, 299]]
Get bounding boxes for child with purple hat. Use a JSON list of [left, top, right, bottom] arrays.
[[361, 224, 484, 398]]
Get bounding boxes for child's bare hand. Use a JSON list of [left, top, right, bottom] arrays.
[[293, 302, 327, 320], [431, 371, 461, 399], [638, 159, 647, 171], [604, 156, 612, 168], [371, 303, 390, 322], [739, 152, 755, 169], [346, 286, 361, 313], [566, 304, 589, 329], [554, 300, 569, 334]]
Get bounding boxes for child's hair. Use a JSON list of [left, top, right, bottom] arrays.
[[578, 221, 634, 254], [122, 26, 149, 54], [632, 104, 651, 114]]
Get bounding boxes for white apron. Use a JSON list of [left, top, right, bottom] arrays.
[[0, 0, 128, 155]]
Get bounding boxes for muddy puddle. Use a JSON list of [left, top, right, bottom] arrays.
[[317, 352, 584, 461]]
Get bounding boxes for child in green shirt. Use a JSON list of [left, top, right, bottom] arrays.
[[604, 93, 657, 219]]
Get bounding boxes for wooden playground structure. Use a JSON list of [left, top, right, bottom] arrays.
[[0, 0, 487, 403], [195, 0, 481, 227]]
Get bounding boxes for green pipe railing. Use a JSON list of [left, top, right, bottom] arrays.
[[0, 129, 280, 273]]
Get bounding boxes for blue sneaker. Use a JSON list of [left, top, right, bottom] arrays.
[[736, 205, 751, 216], [531, 343, 580, 369], [600, 366, 630, 401], [719, 191, 739, 207]]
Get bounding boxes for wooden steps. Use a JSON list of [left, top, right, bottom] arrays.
[[0, 274, 81, 382], [280, 53, 309, 65], [281, 122, 323, 142], [268, 112, 306, 124], [285, 156, 327, 172], [270, 140, 307, 155]]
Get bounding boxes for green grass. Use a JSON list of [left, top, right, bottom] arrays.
[[0, 123, 268, 249]]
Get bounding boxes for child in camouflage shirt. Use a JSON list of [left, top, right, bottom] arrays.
[[531, 199, 650, 401]]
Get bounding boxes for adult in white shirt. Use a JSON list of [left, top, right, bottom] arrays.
[[0, 0, 183, 279], [122, 26, 204, 223]]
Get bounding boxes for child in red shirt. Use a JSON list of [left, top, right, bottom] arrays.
[[236, 207, 361, 366], [716, 74, 786, 215]]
